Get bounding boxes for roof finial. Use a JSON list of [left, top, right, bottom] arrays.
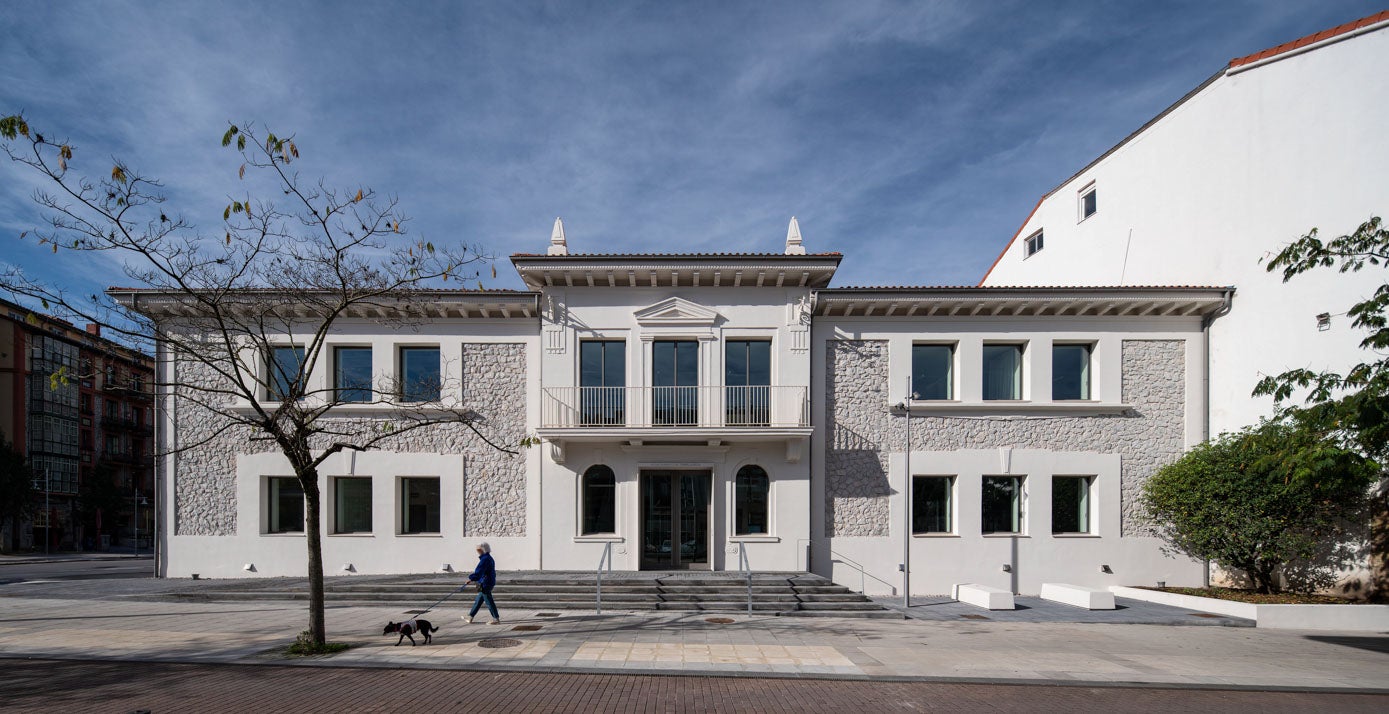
[[548, 217, 568, 256], [784, 216, 805, 255]]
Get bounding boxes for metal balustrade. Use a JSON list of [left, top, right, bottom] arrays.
[[542, 385, 809, 428]]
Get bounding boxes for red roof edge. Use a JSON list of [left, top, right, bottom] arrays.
[[1229, 10, 1389, 67], [977, 195, 1045, 286]]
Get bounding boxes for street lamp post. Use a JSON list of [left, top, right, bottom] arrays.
[[133, 488, 148, 557], [894, 376, 915, 610]]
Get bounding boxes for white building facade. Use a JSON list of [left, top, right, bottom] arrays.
[[980, 12, 1389, 438], [130, 220, 1232, 596]]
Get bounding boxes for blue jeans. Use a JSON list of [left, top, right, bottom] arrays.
[[469, 588, 499, 619]]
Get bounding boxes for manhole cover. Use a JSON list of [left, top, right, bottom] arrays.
[[1188, 613, 1221, 619], [959, 614, 990, 620], [536, 613, 561, 618], [477, 638, 523, 649], [705, 617, 735, 624], [512, 625, 542, 631]]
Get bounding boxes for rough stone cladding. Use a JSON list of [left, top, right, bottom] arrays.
[[824, 339, 1185, 537], [172, 342, 528, 537]]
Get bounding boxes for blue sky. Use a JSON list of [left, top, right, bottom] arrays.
[[1, 0, 1383, 296]]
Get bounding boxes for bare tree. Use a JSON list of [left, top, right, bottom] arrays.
[[0, 114, 526, 645]]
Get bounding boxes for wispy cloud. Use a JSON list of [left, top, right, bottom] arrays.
[[1, 0, 1380, 299]]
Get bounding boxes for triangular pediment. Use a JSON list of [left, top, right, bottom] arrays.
[[633, 297, 721, 326]]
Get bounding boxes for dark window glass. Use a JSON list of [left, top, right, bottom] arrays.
[[653, 340, 698, 426], [399, 347, 440, 402], [912, 476, 952, 534], [579, 341, 625, 425], [1052, 344, 1091, 400], [1052, 476, 1091, 534], [982, 476, 1023, 534], [725, 341, 771, 426], [911, 344, 953, 400], [335, 347, 373, 403], [1025, 231, 1044, 257], [982, 345, 1022, 400], [401, 477, 440, 534], [333, 477, 372, 534], [582, 465, 616, 535], [1082, 189, 1097, 218], [268, 346, 305, 401], [268, 477, 304, 533], [734, 465, 770, 535]]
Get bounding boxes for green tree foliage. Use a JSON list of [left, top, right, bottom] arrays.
[[1141, 420, 1378, 594], [1254, 216, 1389, 461]]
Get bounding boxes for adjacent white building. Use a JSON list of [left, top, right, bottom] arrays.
[[980, 11, 1389, 437]]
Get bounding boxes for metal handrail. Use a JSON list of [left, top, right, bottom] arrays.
[[595, 541, 613, 615], [828, 549, 899, 595], [737, 542, 752, 615], [541, 385, 810, 428]]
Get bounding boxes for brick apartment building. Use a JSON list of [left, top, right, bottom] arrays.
[[0, 297, 154, 552]]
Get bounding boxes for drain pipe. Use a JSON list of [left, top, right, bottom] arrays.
[[1199, 288, 1235, 588]]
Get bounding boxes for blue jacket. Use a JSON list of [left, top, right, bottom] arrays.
[[468, 552, 496, 591]]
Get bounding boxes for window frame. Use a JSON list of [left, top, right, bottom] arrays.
[[1079, 182, 1097, 222], [733, 465, 770, 536], [399, 476, 441, 535], [981, 343, 1025, 401], [911, 475, 954, 535], [331, 476, 374, 535], [397, 346, 442, 403], [266, 476, 305, 535], [910, 342, 955, 401], [1051, 475, 1094, 535], [266, 345, 305, 401], [981, 475, 1025, 535], [580, 464, 617, 536], [333, 345, 374, 404], [1051, 342, 1093, 401], [1024, 229, 1044, 258]]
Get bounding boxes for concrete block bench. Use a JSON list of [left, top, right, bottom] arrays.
[[952, 583, 1014, 610], [1040, 583, 1115, 610]]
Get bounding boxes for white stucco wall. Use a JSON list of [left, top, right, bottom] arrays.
[[981, 26, 1389, 437]]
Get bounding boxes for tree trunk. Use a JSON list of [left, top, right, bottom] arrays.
[[300, 467, 326, 645]]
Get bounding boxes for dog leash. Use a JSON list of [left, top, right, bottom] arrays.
[[413, 581, 475, 618]]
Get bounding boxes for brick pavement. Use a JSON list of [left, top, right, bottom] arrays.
[[3, 658, 1387, 713]]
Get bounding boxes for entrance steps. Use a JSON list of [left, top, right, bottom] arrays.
[[177, 571, 902, 618]]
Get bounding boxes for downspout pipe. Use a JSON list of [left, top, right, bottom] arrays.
[[1198, 288, 1235, 588]]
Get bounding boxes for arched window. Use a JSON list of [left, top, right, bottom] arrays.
[[734, 465, 769, 535], [582, 465, 616, 535]]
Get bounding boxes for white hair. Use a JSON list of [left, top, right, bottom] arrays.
[[477, 542, 491, 554]]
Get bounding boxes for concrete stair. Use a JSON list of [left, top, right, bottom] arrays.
[[176, 571, 902, 618]]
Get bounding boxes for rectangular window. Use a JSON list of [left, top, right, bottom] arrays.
[[1052, 476, 1092, 534], [911, 344, 954, 400], [400, 477, 440, 534], [725, 340, 771, 426], [334, 347, 373, 403], [652, 340, 698, 426], [1052, 344, 1092, 400], [982, 476, 1023, 534], [912, 476, 953, 534], [333, 477, 373, 534], [1024, 230, 1044, 257], [399, 347, 441, 402], [267, 477, 304, 534], [579, 340, 626, 425], [267, 346, 305, 401], [1081, 185, 1097, 220], [982, 344, 1023, 400]]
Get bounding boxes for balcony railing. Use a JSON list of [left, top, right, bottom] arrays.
[[541, 385, 809, 428]]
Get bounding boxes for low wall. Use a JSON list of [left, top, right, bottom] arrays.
[[1110, 585, 1389, 631]]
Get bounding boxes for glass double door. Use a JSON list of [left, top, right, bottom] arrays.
[[640, 470, 711, 570]]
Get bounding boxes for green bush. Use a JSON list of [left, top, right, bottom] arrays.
[[1141, 420, 1378, 593]]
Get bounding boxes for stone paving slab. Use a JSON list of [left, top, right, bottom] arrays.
[[0, 595, 1385, 689]]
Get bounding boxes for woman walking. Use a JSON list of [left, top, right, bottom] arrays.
[[463, 541, 500, 624]]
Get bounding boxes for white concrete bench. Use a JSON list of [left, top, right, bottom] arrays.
[[1040, 583, 1115, 610], [952, 583, 1015, 610]]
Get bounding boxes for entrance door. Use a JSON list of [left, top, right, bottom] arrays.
[[640, 470, 711, 570]]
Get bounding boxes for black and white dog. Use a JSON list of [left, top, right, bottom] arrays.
[[383, 619, 438, 646]]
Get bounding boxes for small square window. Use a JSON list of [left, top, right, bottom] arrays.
[[1080, 185, 1097, 220], [333, 477, 373, 534], [267, 346, 304, 401], [267, 477, 304, 534], [982, 475, 1024, 534], [399, 347, 441, 402], [334, 347, 373, 403], [982, 344, 1024, 400], [400, 477, 440, 534], [911, 344, 954, 400], [1024, 230, 1044, 257], [912, 476, 953, 534], [1052, 476, 1092, 534], [1052, 343, 1092, 400]]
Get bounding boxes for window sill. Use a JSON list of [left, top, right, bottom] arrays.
[[328, 532, 375, 537], [907, 401, 1130, 416], [397, 533, 443, 538], [912, 533, 959, 538], [981, 534, 1029, 538], [262, 532, 305, 537], [1052, 533, 1099, 538], [729, 535, 780, 543], [574, 535, 624, 543]]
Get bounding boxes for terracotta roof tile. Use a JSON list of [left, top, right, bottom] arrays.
[[1229, 10, 1389, 67]]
